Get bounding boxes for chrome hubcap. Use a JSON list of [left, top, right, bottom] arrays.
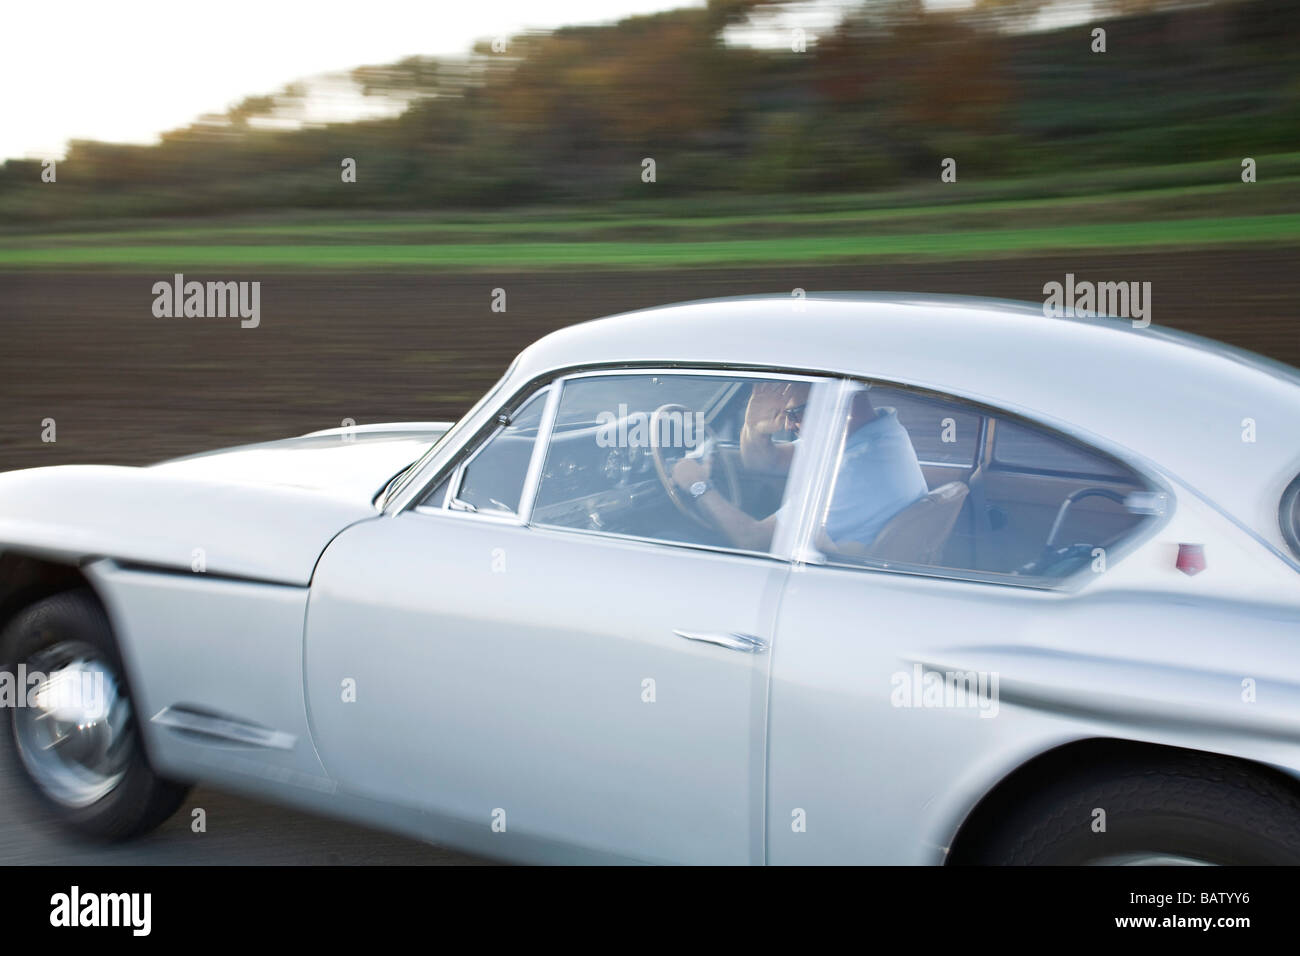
[[12, 641, 133, 808]]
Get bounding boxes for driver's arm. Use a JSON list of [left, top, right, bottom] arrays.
[[672, 457, 775, 552], [695, 489, 776, 553]]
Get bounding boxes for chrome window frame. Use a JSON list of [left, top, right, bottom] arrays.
[[412, 384, 556, 526], [403, 364, 840, 564], [526, 367, 837, 563], [381, 356, 520, 511], [791, 376, 1175, 592]]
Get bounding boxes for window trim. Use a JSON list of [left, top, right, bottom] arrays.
[[407, 365, 837, 561], [389, 360, 848, 516], [381, 355, 521, 510], [793, 376, 1174, 591], [526, 367, 836, 561], [394, 362, 1173, 583], [421, 384, 555, 522]]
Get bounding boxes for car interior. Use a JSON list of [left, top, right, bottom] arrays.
[[870, 386, 1156, 580], [431, 374, 1159, 584]]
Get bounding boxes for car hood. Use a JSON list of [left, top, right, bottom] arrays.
[[151, 422, 451, 501], [0, 423, 452, 586]]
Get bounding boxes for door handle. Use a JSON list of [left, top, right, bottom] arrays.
[[673, 629, 769, 653]]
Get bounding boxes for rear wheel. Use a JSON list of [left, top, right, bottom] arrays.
[[1, 589, 189, 840], [961, 749, 1300, 865]]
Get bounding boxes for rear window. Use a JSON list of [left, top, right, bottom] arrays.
[[870, 386, 981, 467], [993, 419, 1132, 480], [817, 381, 1163, 586]]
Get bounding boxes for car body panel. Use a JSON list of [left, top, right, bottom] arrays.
[[304, 512, 783, 864], [154, 423, 449, 501], [768, 462, 1300, 863], [85, 559, 335, 791], [0, 425, 447, 585], [0, 465, 372, 586]]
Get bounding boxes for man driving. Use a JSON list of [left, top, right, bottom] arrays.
[[671, 381, 928, 554]]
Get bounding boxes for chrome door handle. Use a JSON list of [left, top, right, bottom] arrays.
[[673, 630, 769, 653]]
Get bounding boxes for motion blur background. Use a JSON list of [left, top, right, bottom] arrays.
[[1, 0, 1298, 473], [0, 0, 1295, 863]]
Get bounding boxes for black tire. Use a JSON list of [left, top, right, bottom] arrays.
[[963, 748, 1300, 865], [0, 588, 189, 841]]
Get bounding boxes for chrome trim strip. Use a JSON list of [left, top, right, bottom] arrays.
[[439, 385, 552, 519], [388, 364, 832, 515], [555, 367, 828, 383], [792, 378, 1178, 590], [412, 504, 524, 526], [382, 360, 519, 511], [527, 519, 785, 564], [151, 707, 297, 750], [775, 378, 849, 565], [517, 384, 562, 524], [673, 629, 769, 653]]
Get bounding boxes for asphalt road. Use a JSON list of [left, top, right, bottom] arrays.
[[0, 742, 491, 865]]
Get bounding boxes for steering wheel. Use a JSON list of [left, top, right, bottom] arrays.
[[648, 404, 742, 528], [1019, 487, 1128, 575]]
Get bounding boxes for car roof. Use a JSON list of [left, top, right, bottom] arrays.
[[511, 293, 1300, 553]]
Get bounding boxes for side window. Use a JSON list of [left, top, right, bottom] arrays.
[[531, 372, 820, 554], [815, 382, 1162, 585], [869, 385, 980, 467], [432, 389, 548, 515]]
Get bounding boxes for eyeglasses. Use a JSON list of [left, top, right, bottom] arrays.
[[783, 403, 807, 425]]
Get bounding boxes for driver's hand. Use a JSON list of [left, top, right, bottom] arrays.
[[672, 456, 709, 490], [745, 382, 796, 438]]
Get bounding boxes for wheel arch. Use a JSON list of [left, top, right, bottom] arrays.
[[946, 736, 1300, 864], [0, 551, 106, 664]]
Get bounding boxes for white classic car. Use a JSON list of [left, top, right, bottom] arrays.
[[3, 293, 1300, 865]]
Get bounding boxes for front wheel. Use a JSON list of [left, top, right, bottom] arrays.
[[1, 589, 189, 840], [960, 749, 1300, 865]]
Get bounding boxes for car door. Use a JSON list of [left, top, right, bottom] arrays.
[[764, 378, 1168, 863], [303, 369, 828, 864]]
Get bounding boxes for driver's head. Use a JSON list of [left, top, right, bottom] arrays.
[[781, 382, 812, 437]]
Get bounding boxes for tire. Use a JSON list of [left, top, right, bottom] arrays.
[[0, 589, 189, 840], [964, 748, 1300, 865]]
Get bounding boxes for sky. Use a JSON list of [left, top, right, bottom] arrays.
[[2, 0, 995, 163], [0, 0, 711, 162]]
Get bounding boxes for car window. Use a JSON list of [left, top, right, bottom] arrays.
[[531, 372, 820, 555], [869, 385, 980, 467], [993, 418, 1130, 479], [813, 382, 1162, 586], [442, 389, 548, 515]]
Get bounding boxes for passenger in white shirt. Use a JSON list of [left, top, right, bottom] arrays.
[[671, 382, 927, 553]]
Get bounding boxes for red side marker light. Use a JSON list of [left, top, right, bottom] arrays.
[[1176, 543, 1206, 576]]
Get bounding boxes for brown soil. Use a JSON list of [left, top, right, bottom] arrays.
[[1, 248, 1295, 472]]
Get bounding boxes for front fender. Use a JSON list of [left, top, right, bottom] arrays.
[[0, 465, 375, 585]]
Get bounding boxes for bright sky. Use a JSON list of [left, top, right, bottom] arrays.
[[1, 0, 711, 161], [3, 0, 1003, 163]]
